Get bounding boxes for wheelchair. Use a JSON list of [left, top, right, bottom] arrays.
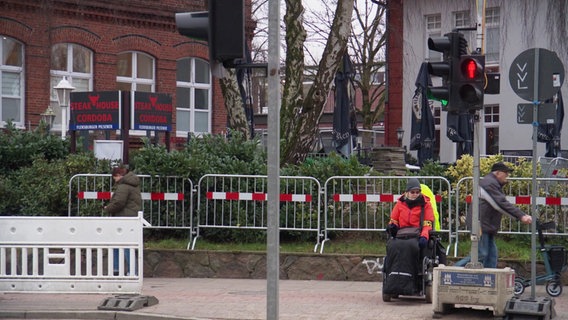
[[382, 231, 445, 303]]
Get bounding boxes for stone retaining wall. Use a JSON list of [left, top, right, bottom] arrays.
[[143, 249, 567, 283], [144, 250, 381, 281]]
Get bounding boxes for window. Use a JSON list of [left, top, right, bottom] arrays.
[[454, 11, 470, 29], [176, 57, 211, 135], [485, 7, 500, 63], [116, 51, 155, 135], [1, 36, 24, 127], [426, 14, 442, 61], [116, 51, 154, 92], [50, 43, 93, 130], [484, 104, 500, 155]]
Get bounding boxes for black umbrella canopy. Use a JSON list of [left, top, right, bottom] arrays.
[[409, 62, 436, 165], [332, 53, 356, 157], [447, 112, 474, 159]]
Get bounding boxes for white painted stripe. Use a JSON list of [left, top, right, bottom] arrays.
[[82, 192, 99, 199], [366, 195, 380, 202], [239, 193, 253, 200]]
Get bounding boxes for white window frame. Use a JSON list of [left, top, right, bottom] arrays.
[[50, 43, 94, 133], [175, 57, 212, 137], [1, 36, 25, 128], [425, 14, 442, 62], [116, 51, 156, 136], [453, 10, 471, 29], [485, 7, 500, 64], [483, 104, 500, 154]]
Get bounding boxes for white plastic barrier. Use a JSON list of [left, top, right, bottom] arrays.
[[0, 213, 145, 293]]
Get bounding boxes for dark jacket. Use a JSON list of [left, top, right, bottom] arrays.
[[104, 171, 142, 217], [467, 172, 526, 235]]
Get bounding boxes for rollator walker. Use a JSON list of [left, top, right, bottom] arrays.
[[514, 220, 567, 297]]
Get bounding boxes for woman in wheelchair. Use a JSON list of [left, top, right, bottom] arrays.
[[383, 178, 436, 300]]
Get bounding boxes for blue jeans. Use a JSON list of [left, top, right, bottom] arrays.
[[113, 248, 131, 274], [454, 233, 498, 268]]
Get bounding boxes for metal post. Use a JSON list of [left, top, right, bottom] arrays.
[[530, 49, 541, 300], [468, 110, 483, 269], [266, 0, 281, 319], [464, 0, 486, 270]]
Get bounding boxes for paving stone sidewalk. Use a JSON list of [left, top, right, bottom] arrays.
[[0, 278, 566, 320]]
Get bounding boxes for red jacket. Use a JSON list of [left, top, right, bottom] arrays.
[[389, 194, 435, 239]]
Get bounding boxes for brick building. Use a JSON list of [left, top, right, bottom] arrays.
[[0, 0, 253, 151]]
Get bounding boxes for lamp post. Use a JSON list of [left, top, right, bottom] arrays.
[[41, 106, 56, 131], [53, 77, 75, 139], [396, 127, 404, 147]]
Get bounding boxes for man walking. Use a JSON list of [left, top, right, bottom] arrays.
[[455, 162, 533, 268]]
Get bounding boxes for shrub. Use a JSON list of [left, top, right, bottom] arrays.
[[132, 133, 267, 181], [5, 157, 69, 216], [0, 122, 68, 175]]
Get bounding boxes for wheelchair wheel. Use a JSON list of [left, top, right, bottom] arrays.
[[382, 293, 392, 302], [514, 278, 526, 296], [546, 280, 562, 297]]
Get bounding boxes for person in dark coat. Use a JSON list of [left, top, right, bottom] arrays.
[[104, 166, 142, 274], [104, 167, 142, 217], [454, 162, 532, 268]]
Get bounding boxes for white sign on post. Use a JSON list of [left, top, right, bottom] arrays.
[[94, 140, 123, 161]]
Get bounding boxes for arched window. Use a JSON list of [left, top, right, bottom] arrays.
[[1, 36, 24, 127], [176, 57, 211, 135], [50, 43, 93, 131], [116, 51, 155, 92], [117, 51, 155, 135]]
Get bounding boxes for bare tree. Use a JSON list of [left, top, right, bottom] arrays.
[[305, 0, 387, 145], [349, 0, 387, 145], [216, 0, 271, 138], [279, 0, 354, 164]]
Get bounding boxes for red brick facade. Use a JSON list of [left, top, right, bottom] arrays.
[[385, 0, 403, 147], [0, 0, 253, 146]]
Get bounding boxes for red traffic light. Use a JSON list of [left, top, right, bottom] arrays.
[[461, 58, 482, 80], [455, 55, 485, 111]]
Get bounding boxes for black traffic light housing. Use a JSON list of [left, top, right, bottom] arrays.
[[426, 32, 467, 113], [454, 54, 485, 111], [175, 0, 245, 68]]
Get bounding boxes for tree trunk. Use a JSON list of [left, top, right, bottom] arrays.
[[219, 69, 250, 137], [280, 0, 354, 164]]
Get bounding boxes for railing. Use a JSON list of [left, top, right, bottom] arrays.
[[61, 173, 568, 256], [192, 174, 322, 251], [68, 174, 194, 230], [320, 176, 452, 253], [453, 177, 568, 257]]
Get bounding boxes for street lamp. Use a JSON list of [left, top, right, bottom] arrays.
[[41, 106, 56, 131], [54, 76, 75, 139], [396, 127, 404, 147]]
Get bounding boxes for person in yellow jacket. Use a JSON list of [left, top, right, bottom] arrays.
[[420, 184, 440, 231]]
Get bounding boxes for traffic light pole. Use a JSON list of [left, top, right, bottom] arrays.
[[463, 1, 485, 270], [467, 109, 483, 269], [266, 0, 281, 319]]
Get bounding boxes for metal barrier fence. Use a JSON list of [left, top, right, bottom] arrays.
[[320, 176, 452, 253], [192, 174, 321, 251], [0, 213, 145, 293], [63, 173, 568, 257], [453, 177, 568, 257], [68, 174, 194, 230], [539, 157, 568, 178]]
